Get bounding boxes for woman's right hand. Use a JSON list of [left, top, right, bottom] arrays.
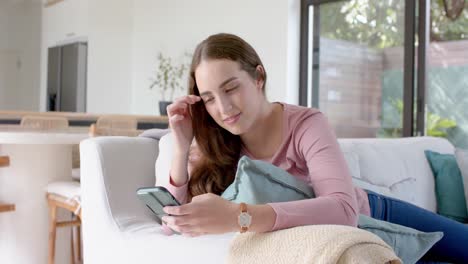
[[167, 95, 201, 153]]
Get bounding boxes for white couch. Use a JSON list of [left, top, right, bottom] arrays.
[[80, 136, 456, 263]]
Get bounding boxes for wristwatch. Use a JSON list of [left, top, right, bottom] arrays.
[[238, 202, 252, 233]]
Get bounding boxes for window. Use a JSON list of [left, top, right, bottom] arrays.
[[300, 0, 468, 148], [425, 0, 468, 148]]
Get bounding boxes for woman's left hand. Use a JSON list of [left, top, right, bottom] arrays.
[[162, 193, 239, 237]]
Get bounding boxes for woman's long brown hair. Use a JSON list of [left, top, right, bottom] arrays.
[[187, 33, 267, 198]]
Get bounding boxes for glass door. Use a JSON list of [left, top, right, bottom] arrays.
[[425, 0, 468, 148], [304, 0, 408, 138]]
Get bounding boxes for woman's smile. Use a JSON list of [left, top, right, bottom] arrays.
[[223, 112, 241, 125]]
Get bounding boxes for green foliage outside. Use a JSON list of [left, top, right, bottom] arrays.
[[377, 98, 457, 138], [318, 0, 466, 145], [320, 0, 468, 49], [431, 0, 468, 41]]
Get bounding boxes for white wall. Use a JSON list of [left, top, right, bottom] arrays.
[[131, 0, 300, 115], [0, 0, 18, 109], [38, 0, 301, 115], [0, 0, 41, 111], [85, 0, 134, 114]]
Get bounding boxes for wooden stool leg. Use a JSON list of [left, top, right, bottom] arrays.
[[48, 203, 57, 264], [76, 224, 82, 263], [70, 228, 75, 264]]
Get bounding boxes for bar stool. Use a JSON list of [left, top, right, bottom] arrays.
[[18, 115, 78, 264], [95, 115, 138, 130], [46, 116, 139, 264], [46, 182, 82, 264], [20, 115, 69, 130], [0, 156, 15, 213]]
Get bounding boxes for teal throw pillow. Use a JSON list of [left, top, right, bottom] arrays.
[[222, 156, 443, 263], [221, 156, 315, 204], [424, 150, 468, 223], [455, 148, 468, 212]]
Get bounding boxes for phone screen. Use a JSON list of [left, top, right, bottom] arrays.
[[136, 186, 180, 221]]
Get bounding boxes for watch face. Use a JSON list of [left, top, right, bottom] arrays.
[[238, 212, 252, 227]]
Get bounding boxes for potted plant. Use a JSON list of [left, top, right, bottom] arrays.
[[149, 52, 189, 115]]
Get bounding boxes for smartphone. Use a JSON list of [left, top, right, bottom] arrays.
[[136, 186, 181, 228]]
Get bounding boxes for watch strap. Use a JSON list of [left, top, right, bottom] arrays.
[[240, 226, 248, 233], [240, 202, 247, 213], [239, 202, 249, 233]]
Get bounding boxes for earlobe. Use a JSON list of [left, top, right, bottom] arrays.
[[257, 79, 264, 90]]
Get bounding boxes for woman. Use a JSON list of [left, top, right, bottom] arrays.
[[161, 33, 468, 262]]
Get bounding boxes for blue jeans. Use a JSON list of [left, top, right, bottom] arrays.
[[366, 190, 468, 263]]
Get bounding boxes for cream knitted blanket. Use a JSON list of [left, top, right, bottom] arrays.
[[227, 225, 402, 264]]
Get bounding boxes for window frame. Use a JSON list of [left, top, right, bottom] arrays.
[[299, 0, 430, 137]]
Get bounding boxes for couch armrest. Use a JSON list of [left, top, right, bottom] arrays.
[[80, 137, 160, 232]]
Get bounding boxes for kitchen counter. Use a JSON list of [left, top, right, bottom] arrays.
[[0, 110, 169, 129], [0, 129, 89, 144]]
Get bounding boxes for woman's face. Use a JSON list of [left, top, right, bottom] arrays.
[[195, 59, 264, 135]]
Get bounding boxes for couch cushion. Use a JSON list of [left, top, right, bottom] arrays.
[[155, 133, 174, 187], [139, 128, 171, 140], [154, 133, 202, 189], [46, 181, 81, 198], [338, 137, 455, 213]]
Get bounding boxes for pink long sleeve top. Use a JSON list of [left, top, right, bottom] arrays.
[[163, 103, 371, 231]]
